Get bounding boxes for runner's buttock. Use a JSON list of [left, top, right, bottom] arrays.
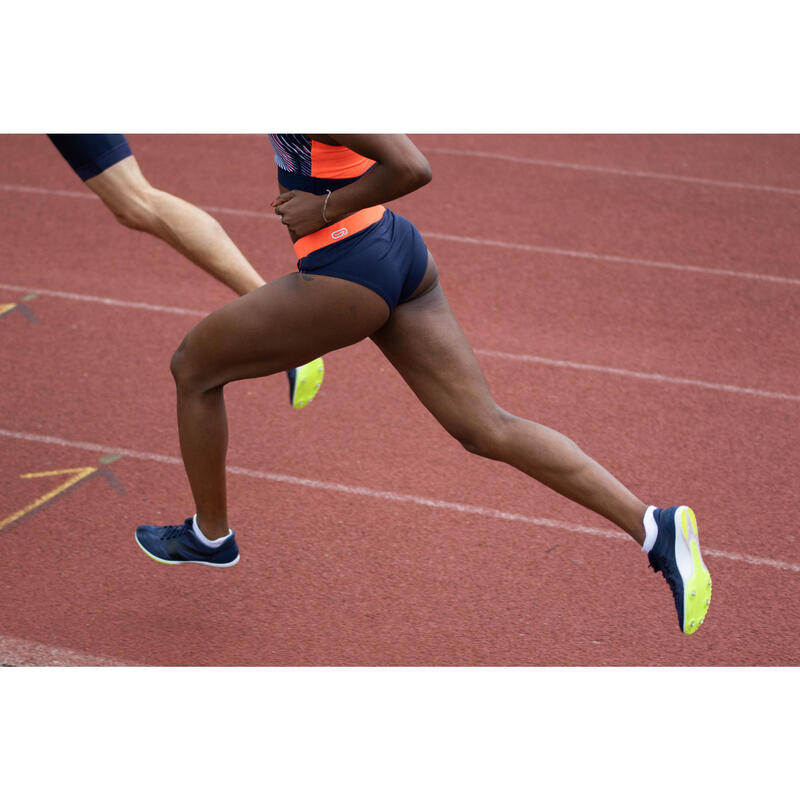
[[296, 209, 428, 313]]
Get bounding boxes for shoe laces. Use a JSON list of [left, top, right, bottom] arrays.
[[160, 520, 193, 540]]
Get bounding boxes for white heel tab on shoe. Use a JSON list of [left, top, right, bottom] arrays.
[[642, 506, 658, 553]]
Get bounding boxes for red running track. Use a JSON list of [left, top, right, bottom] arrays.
[[0, 134, 798, 665]]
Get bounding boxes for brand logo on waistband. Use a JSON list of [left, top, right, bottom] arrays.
[[331, 227, 349, 240]]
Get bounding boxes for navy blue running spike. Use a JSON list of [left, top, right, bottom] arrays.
[[647, 506, 712, 635]]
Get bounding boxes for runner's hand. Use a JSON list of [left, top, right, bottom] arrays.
[[271, 190, 329, 238]]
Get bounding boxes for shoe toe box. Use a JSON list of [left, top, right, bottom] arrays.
[[135, 526, 171, 559]]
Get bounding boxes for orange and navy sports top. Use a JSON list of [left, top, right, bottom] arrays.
[[268, 134, 375, 195]]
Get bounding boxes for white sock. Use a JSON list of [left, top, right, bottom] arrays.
[[192, 514, 233, 548], [642, 505, 658, 553]]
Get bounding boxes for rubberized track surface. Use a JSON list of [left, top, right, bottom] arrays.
[[1, 134, 798, 665]]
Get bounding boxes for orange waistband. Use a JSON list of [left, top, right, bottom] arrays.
[[294, 205, 386, 259]]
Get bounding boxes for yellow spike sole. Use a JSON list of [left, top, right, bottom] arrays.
[[292, 357, 325, 409], [679, 507, 712, 635]]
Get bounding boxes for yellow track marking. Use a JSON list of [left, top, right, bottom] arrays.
[[0, 467, 98, 531]]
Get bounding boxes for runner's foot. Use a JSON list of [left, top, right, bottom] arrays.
[[287, 357, 325, 409], [135, 517, 239, 567], [647, 506, 711, 634]]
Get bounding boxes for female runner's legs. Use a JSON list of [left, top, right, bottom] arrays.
[[136, 133, 711, 635]]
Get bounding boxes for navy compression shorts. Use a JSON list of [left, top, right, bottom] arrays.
[[297, 209, 429, 313], [47, 134, 133, 181]]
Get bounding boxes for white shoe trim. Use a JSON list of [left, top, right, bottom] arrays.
[[642, 505, 658, 553]]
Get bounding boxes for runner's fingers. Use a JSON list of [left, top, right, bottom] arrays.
[[271, 192, 294, 207]]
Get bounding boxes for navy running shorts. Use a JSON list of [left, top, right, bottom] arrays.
[[47, 134, 133, 181], [297, 209, 429, 312]]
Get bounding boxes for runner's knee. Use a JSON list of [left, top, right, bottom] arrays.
[[170, 337, 190, 383], [103, 186, 161, 232], [170, 333, 211, 392], [447, 405, 514, 459]]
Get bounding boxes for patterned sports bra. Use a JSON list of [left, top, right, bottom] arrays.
[[268, 134, 375, 195]]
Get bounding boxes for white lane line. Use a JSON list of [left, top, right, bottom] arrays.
[[0, 632, 141, 666], [0, 182, 280, 218], [2, 182, 798, 287], [0, 282, 206, 316], [422, 231, 800, 287], [1, 426, 798, 575], [0, 184, 277, 219], [424, 146, 800, 197], [0, 183, 99, 200], [2, 281, 796, 402], [475, 349, 800, 402], [202, 203, 276, 219]]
